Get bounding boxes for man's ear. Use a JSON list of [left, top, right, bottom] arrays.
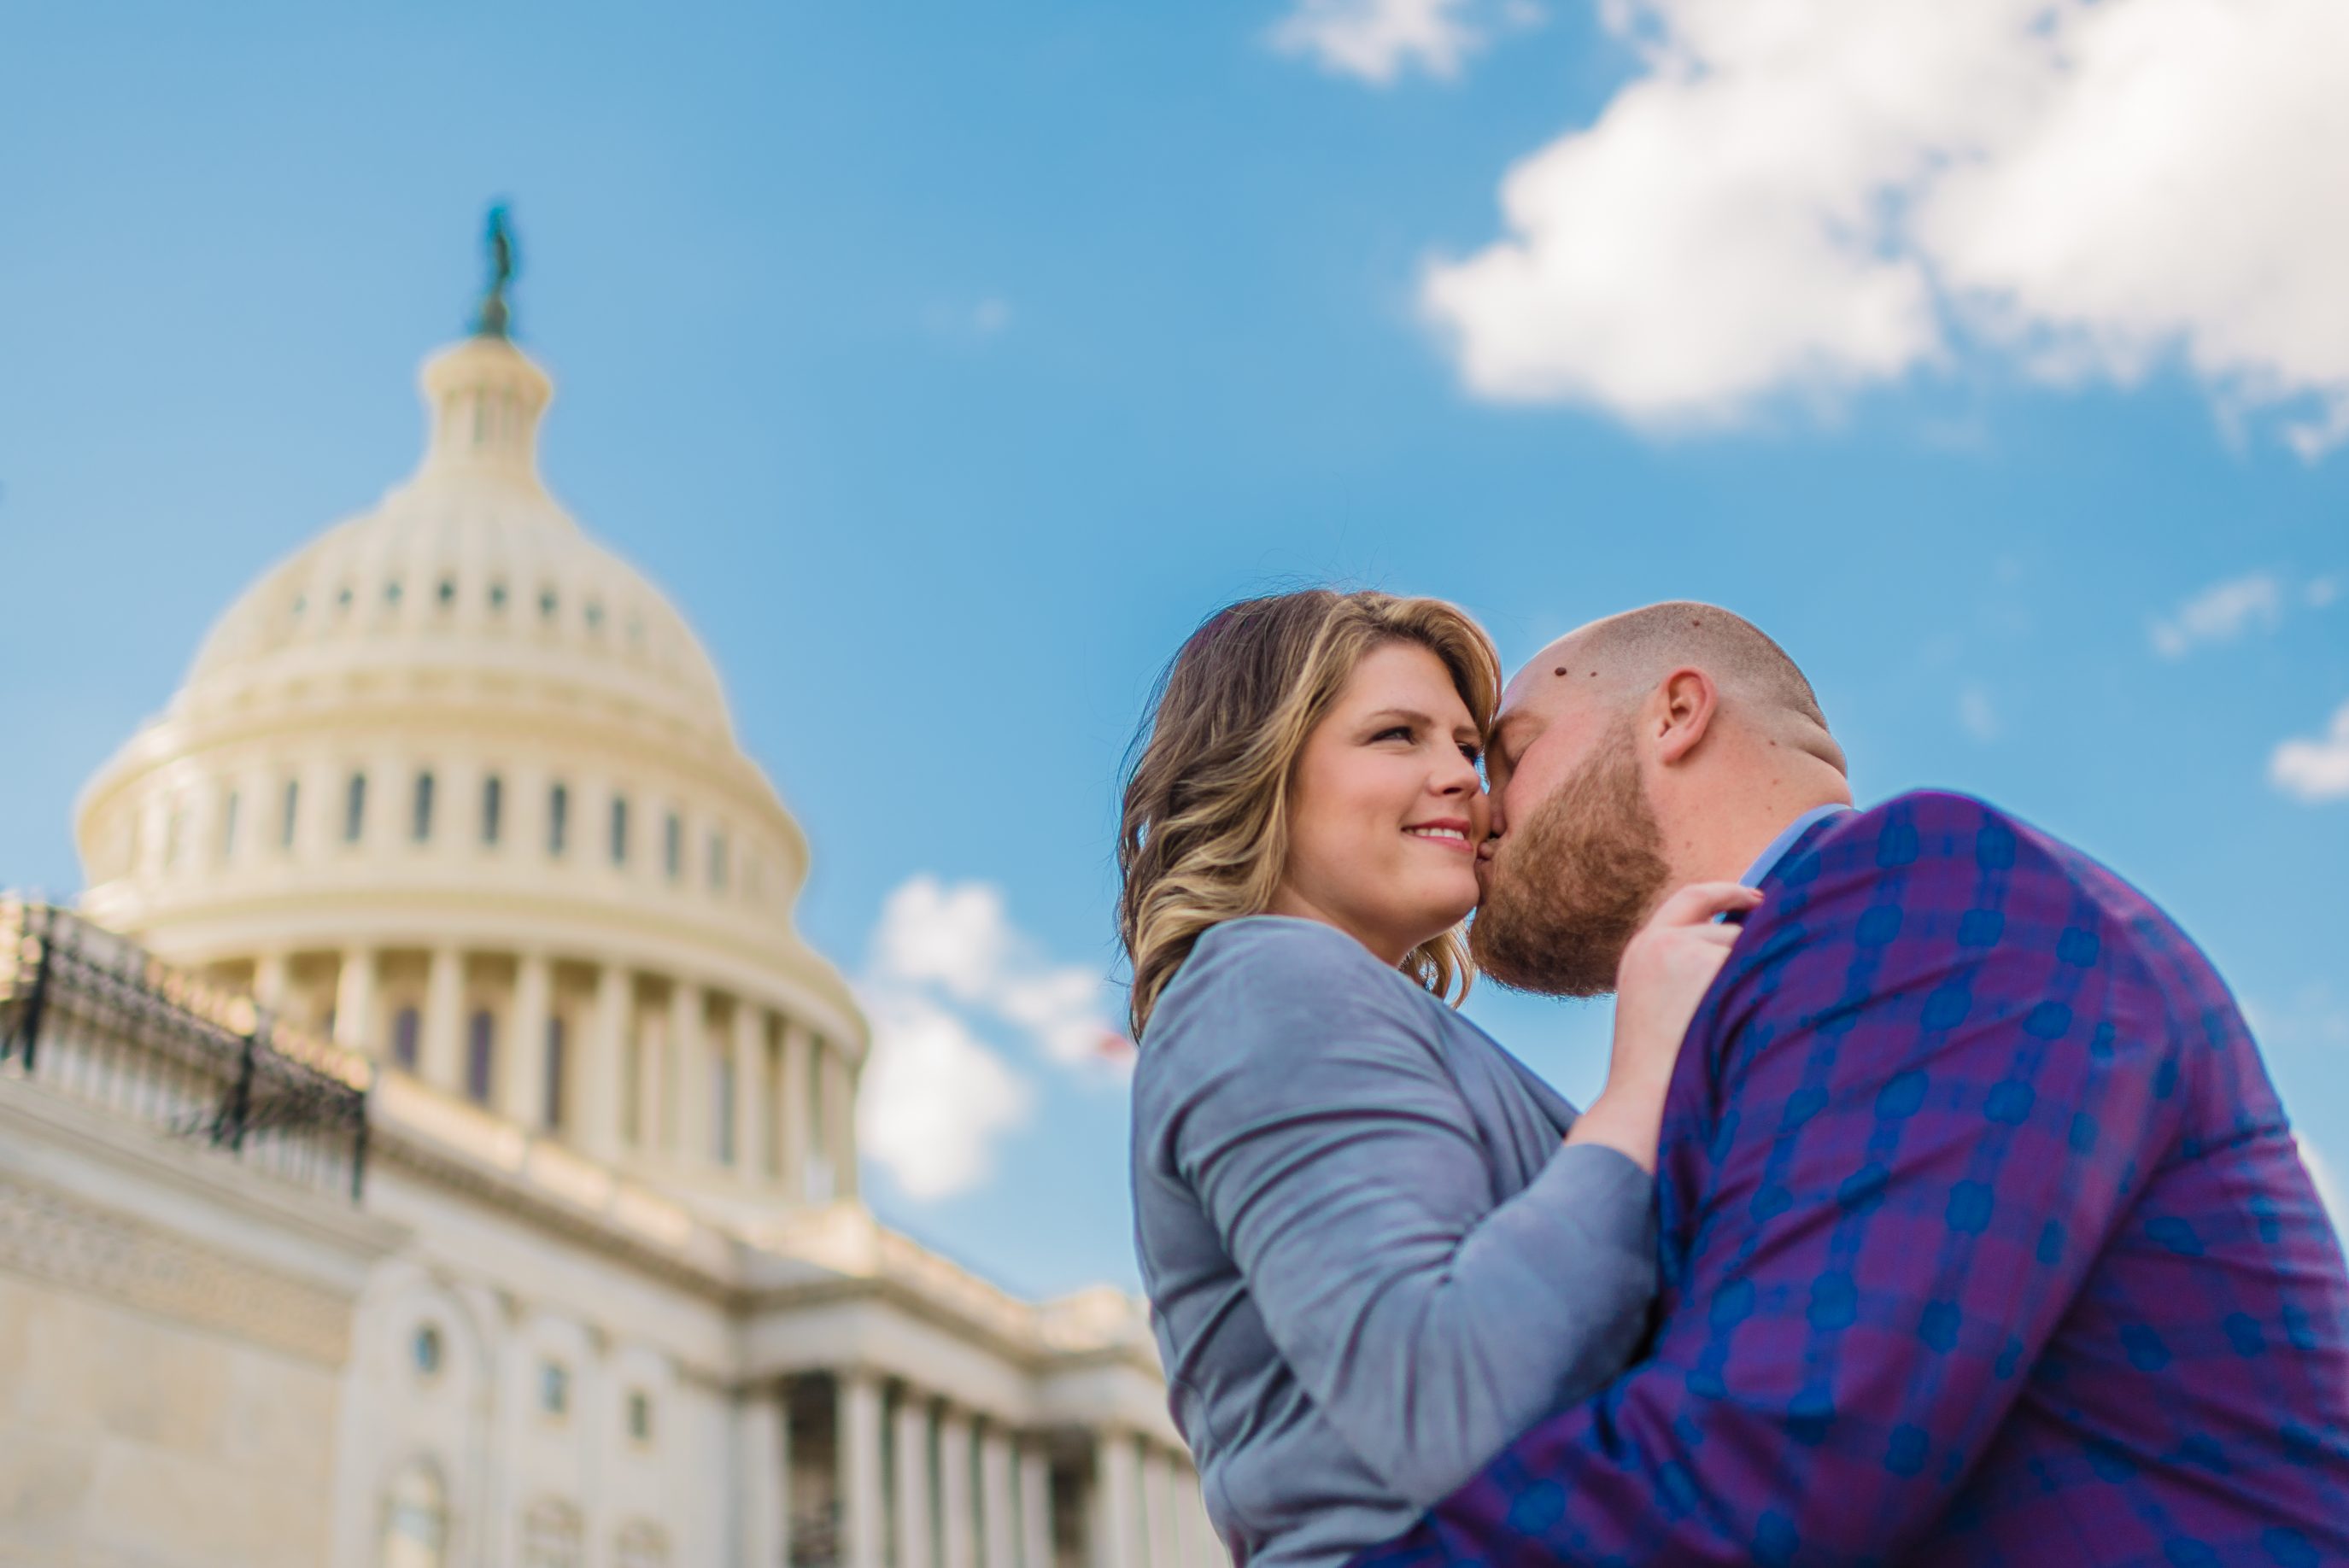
[[1651, 667, 1718, 766]]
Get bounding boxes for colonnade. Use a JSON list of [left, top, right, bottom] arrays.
[[739, 1373, 1219, 1568], [251, 943, 857, 1197]]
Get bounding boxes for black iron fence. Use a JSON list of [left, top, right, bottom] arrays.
[[0, 897, 371, 1201]]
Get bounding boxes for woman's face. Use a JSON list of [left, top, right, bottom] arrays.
[[1270, 641, 1489, 966]]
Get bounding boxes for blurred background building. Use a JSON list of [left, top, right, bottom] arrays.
[[0, 251, 1208, 1568]]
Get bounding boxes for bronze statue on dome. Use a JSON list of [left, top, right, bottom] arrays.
[[474, 203, 518, 339]]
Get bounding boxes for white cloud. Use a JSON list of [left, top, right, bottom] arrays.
[[2148, 572, 2286, 658], [925, 297, 1016, 342], [856, 876, 1128, 1201], [2270, 700, 2349, 803], [2307, 577, 2340, 609], [1421, 0, 2349, 452], [858, 992, 1034, 1201], [1958, 683, 2000, 742], [1269, 0, 1492, 85]]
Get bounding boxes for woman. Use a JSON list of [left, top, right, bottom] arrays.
[[1123, 590, 1752, 1568]]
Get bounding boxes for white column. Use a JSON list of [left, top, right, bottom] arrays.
[[505, 951, 552, 1127], [636, 996, 663, 1154], [842, 1372, 887, 1568], [1177, 1466, 1219, 1568], [825, 1045, 858, 1201], [1092, 1435, 1140, 1568], [894, 1392, 935, 1568], [1017, 1443, 1052, 1568], [583, 961, 629, 1161], [1145, 1453, 1179, 1568], [782, 1023, 813, 1200], [251, 950, 290, 1012], [331, 946, 375, 1050], [732, 1002, 764, 1176], [669, 980, 703, 1160], [422, 945, 465, 1090], [940, 1412, 975, 1568], [980, 1430, 1016, 1568], [740, 1380, 789, 1568]]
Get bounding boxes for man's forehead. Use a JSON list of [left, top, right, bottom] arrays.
[[1498, 633, 1601, 718]]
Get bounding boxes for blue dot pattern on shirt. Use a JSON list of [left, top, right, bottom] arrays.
[[1345, 792, 2349, 1568]]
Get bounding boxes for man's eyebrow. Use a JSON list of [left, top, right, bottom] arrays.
[[1489, 712, 1536, 758]]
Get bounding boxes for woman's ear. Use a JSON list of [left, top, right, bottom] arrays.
[[1651, 667, 1718, 766]]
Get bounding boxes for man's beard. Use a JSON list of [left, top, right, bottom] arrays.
[[1469, 723, 1672, 998]]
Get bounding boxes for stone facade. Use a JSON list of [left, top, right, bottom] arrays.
[[1, 307, 1216, 1568]]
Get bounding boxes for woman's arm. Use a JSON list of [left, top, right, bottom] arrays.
[[1138, 920, 1656, 1510]]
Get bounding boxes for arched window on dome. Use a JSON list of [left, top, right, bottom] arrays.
[[220, 790, 241, 862], [466, 1009, 495, 1105], [413, 771, 436, 843], [707, 828, 729, 892], [548, 784, 569, 857], [609, 796, 629, 867], [380, 1460, 448, 1568], [344, 772, 367, 844], [664, 812, 682, 881], [393, 1006, 422, 1073], [482, 775, 504, 845], [280, 778, 301, 851]]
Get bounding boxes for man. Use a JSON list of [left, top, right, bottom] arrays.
[[1356, 604, 2349, 1565]]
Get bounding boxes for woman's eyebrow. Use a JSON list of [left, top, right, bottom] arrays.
[[1359, 708, 1438, 730]]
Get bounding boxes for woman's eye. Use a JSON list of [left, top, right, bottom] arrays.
[[1373, 725, 1414, 743], [1459, 744, 1482, 764]]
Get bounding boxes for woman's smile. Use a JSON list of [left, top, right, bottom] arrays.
[[1404, 817, 1476, 853]]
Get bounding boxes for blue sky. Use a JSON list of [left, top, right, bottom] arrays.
[[3, 0, 2343, 1299]]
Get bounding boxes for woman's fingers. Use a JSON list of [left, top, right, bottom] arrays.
[[1649, 880, 1765, 929]]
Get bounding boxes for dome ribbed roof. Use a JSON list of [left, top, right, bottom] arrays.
[[183, 336, 734, 742]]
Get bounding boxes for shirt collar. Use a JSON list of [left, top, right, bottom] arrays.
[[1740, 804, 1854, 888]]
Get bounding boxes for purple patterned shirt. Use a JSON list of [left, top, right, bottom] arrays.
[[1350, 791, 2349, 1567]]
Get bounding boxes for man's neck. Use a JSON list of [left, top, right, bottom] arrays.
[[1674, 778, 1854, 889]]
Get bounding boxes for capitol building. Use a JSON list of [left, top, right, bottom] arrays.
[[0, 265, 1208, 1568]]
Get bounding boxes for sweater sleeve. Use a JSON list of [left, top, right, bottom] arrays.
[[1141, 920, 1657, 1509]]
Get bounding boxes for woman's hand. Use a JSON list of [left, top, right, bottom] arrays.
[[1565, 881, 1762, 1173]]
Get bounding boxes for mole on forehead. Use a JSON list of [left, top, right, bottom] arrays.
[[1550, 666, 1602, 678]]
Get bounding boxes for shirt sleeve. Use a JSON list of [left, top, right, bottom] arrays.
[[1143, 919, 1659, 1510], [1389, 796, 2187, 1565]]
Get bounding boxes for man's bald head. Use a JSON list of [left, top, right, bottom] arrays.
[[1474, 602, 1853, 997], [1520, 601, 1838, 766]]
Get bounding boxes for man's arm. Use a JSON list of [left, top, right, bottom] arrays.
[[1138, 918, 1657, 1508], [1372, 796, 2183, 1566]]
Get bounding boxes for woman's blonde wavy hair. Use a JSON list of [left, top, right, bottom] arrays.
[[1117, 588, 1503, 1041]]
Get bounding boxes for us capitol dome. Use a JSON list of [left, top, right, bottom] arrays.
[[3, 230, 1210, 1568], [76, 301, 860, 1214]]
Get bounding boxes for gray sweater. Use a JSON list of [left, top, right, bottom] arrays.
[[1129, 918, 1658, 1568]]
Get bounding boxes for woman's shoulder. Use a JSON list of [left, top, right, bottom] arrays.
[[1137, 918, 1444, 1084]]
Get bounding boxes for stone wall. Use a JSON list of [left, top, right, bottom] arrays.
[[0, 1074, 400, 1568]]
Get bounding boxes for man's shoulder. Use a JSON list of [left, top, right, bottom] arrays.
[[1777, 789, 2073, 892], [1754, 790, 2182, 983]]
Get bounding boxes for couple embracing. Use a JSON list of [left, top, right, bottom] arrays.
[[1120, 593, 2349, 1568]]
